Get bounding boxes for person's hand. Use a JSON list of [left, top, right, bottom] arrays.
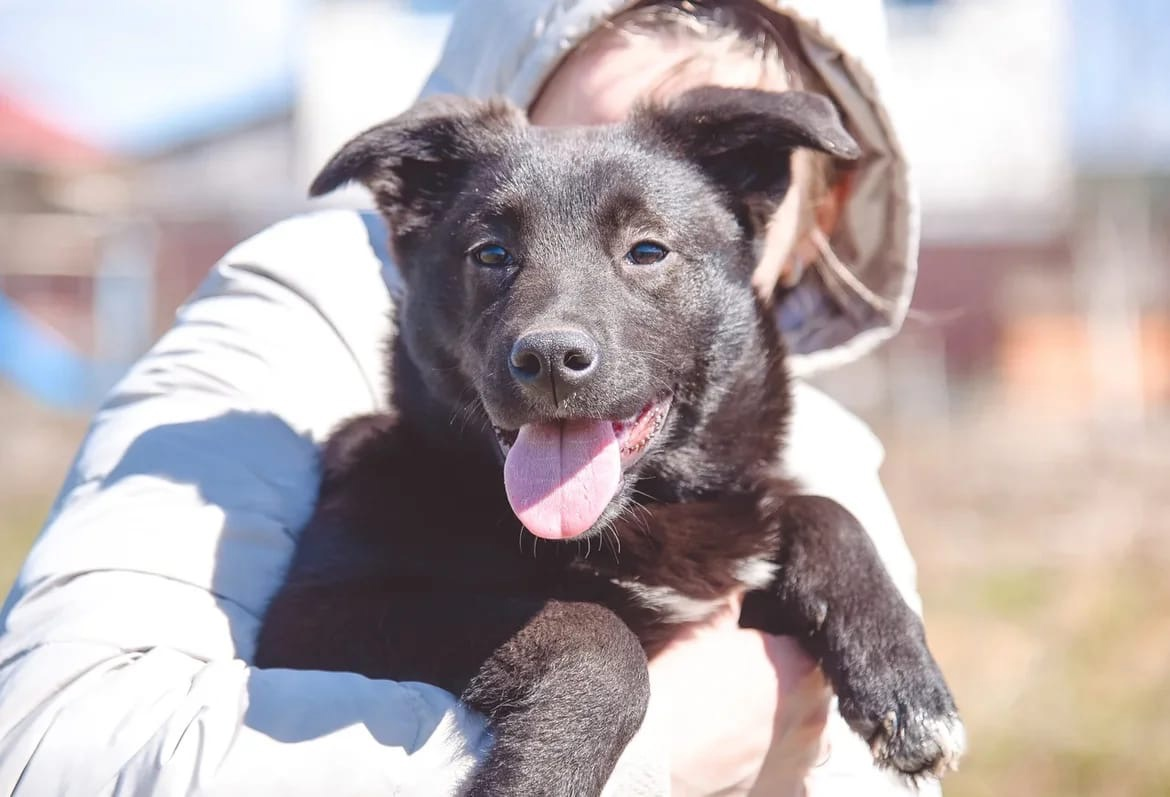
[[646, 593, 832, 797]]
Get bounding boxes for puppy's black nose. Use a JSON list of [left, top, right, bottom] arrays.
[[510, 328, 599, 402]]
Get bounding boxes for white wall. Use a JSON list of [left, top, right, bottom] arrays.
[[297, 0, 454, 201], [886, 0, 1073, 242]]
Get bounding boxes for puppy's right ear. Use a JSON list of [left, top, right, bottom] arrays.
[[310, 96, 523, 237], [634, 88, 860, 241]]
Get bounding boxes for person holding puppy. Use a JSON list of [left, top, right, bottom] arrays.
[[0, 1, 940, 795]]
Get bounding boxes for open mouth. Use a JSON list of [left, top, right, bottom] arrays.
[[493, 393, 672, 469], [612, 395, 672, 466], [492, 394, 673, 541]]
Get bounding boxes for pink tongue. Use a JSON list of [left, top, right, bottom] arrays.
[[503, 419, 622, 540]]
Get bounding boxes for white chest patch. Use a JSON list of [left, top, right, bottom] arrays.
[[615, 557, 778, 623], [734, 556, 778, 591], [617, 582, 725, 623]]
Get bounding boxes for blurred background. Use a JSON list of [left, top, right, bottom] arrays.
[[0, 0, 1167, 794]]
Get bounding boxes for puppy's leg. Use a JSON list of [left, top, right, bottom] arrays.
[[740, 493, 964, 778], [463, 600, 650, 797], [260, 590, 649, 796]]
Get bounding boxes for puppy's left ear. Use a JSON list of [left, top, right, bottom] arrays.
[[309, 95, 525, 241], [635, 87, 860, 234]]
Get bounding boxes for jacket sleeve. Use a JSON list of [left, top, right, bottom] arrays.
[[0, 210, 667, 797], [784, 382, 942, 797]]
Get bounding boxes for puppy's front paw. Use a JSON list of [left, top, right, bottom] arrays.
[[833, 627, 965, 778], [864, 705, 965, 778]]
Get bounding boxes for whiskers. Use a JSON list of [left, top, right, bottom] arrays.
[[575, 536, 594, 560], [605, 525, 622, 556], [517, 528, 544, 559], [586, 494, 653, 565], [447, 387, 492, 439], [624, 489, 658, 533], [623, 349, 679, 397], [604, 524, 624, 558], [585, 518, 623, 563], [623, 348, 675, 371]]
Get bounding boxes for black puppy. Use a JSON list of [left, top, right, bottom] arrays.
[[255, 87, 964, 795]]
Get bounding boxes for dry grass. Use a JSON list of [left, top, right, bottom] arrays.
[[919, 559, 1170, 797], [0, 388, 87, 597], [881, 411, 1170, 797], [0, 493, 53, 592]]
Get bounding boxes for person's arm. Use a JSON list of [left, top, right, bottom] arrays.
[[0, 210, 666, 796], [780, 381, 943, 797]]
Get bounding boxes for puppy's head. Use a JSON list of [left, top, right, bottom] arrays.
[[312, 87, 859, 540]]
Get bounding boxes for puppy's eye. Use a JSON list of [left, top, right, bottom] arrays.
[[471, 244, 512, 268], [626, 241, 669, 266]]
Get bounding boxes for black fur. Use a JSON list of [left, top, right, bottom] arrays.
[[256, 88, 963, 795]]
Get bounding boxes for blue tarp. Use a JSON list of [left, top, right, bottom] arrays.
[[0, 291, 106, 411]]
